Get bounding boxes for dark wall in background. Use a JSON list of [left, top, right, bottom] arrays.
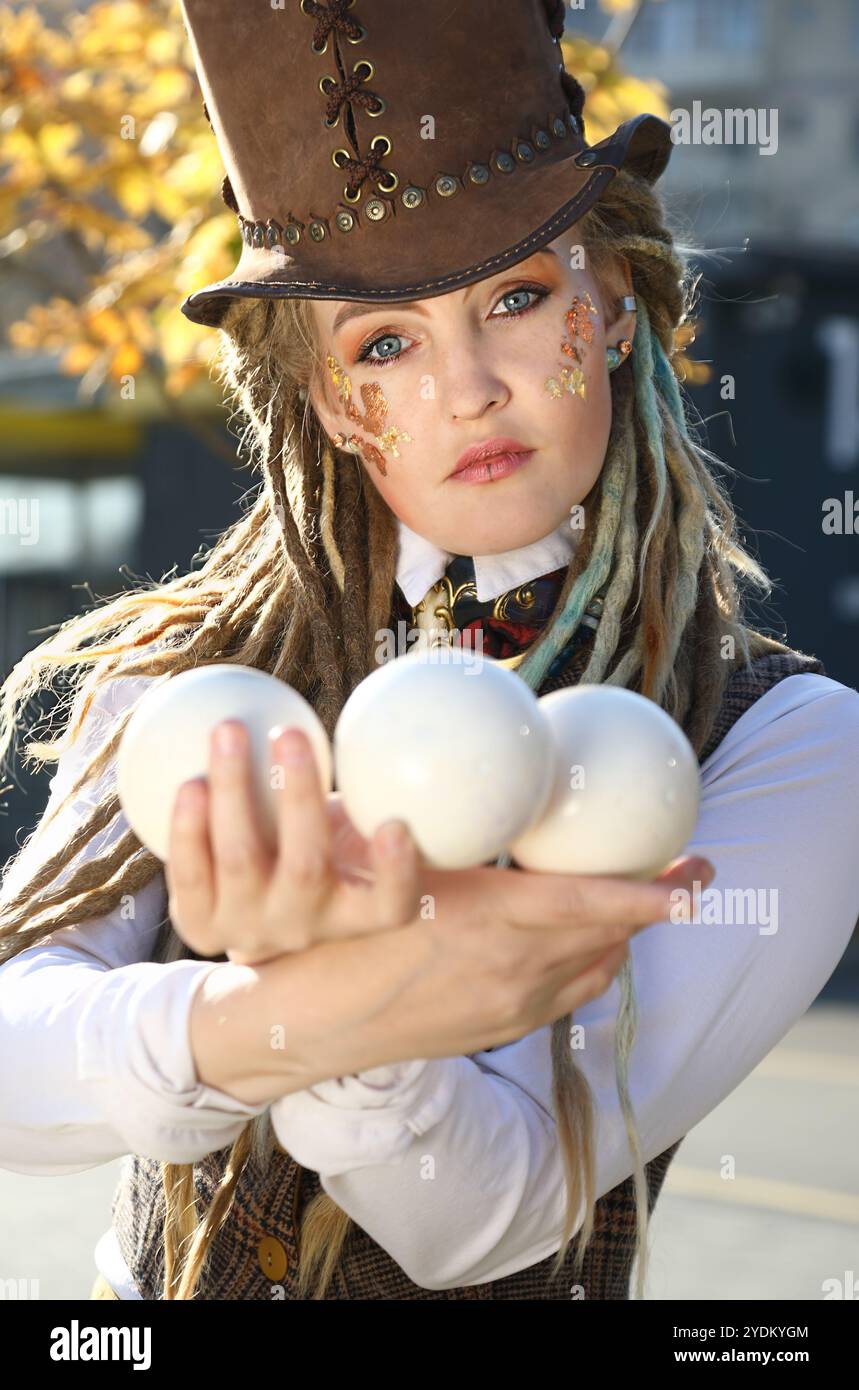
[[0, 419, 247, 867], [684, 244, 859, 691]]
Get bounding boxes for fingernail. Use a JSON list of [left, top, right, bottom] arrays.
[[378, 821, 407, 855], [279, 731, 310, 766], [174, 779, 205, 820], [214, 722, 244, 754]]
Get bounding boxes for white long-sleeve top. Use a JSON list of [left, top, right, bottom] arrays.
[[1, 665, 858, 1299]]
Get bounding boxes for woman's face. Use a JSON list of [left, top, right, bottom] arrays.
[[307, 228, 636, 556]]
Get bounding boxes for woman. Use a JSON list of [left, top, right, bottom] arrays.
[[0, 0, 857, 1302]]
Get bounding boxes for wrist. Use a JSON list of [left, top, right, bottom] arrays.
[[189, 927, 435, 1107], [188, 957, 313, 1106]]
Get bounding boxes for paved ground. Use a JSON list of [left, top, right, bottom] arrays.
[[2, 950, 857, 1301]]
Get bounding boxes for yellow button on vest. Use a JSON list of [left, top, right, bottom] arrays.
[[257, 1236, 288, 1282]]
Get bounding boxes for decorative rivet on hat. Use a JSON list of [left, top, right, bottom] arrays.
[[401, 186, 424, 209], [308, 219, 327, 241], [576, 150, 598, 166], [515, 141, 535, 163], [468, 163, 490, 185], [551, 116, 567, 138], [435, 175, 459, 197], [265, 221, 282, 248], [335, 210, 356, 232], [284, 224, 301, 245], [251, 224, 264, 248], [493, 152, 515, 174], [534, 129, 551, 150], [365, 198, 388, 220]]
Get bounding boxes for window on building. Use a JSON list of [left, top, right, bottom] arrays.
[[627, 0, 763, 54], [0, 475, 144, 575]]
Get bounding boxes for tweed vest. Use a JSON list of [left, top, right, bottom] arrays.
[[111, 641, 826, 1299]]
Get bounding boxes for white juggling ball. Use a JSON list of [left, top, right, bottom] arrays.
[[333, 647, 555, 869], [117, 663, 332, 861], [509, 685, 700, 879]]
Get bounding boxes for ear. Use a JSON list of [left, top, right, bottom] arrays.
[[599, 257, 636, 349]]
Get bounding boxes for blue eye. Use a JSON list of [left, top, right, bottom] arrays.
[[496, 287, 540, 315], [357, 333, 403, 367], [355, 281, 550, 369]]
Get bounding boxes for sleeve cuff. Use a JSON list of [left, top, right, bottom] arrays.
[[270, 1056, 464, 1176], [75, 959, 269, 1162]]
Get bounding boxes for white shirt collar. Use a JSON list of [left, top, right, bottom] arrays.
[[395, 514, 580, 605]]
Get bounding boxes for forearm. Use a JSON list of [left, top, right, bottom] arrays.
[[188, 927, 433, 1106], [0, 947, 268, 1173]]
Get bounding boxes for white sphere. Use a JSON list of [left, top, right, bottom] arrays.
[[117, 664, 333, 862], [509, 684, 700, 879], [333, 647, 555, 869]]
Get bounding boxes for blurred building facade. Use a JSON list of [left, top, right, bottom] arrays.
[[572, 0, 859, 249]]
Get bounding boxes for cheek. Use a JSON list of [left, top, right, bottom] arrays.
[[326, 353, 417, 479], [542, 289, 602, 404]]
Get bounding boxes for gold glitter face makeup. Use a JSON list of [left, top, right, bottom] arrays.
[[331, 432, 388, 476], [326, 353, 413, 477], [545, 291, 599, 402]]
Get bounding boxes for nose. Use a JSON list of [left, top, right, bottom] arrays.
[[438, 334, 512, 422]]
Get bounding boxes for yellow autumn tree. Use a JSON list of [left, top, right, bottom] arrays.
[[0, 0, 706, 401]]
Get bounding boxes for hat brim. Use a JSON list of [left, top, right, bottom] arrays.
[[180, 113, 673, 330]]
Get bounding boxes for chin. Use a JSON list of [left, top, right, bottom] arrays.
[[447, 516, 563, 555]]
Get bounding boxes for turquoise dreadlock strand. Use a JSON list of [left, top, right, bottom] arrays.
[[630, 298, 670, 609], [650, 328, 694, 447]]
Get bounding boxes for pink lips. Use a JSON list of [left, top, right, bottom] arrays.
[[449, 436, 535, 484]]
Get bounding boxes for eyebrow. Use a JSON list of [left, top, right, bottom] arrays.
[[331, 248, 559, 335]]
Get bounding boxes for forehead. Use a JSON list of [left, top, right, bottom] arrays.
[[313, 242, 567, 338]]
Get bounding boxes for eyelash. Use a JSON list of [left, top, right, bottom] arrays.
[[354, 282, 551, 370]]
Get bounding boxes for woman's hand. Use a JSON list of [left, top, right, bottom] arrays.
[[266, 851, 715, 1087], [180, 718, 715, 1099], [164, 720, 423, 966]]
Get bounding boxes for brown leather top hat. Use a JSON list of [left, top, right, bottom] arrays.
[[179, 0, 674, 329]]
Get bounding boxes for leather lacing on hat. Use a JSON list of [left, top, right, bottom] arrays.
[[200, 0, 593, 251]]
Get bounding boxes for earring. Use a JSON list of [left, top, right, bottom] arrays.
[[606, 340, 633, 372]]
